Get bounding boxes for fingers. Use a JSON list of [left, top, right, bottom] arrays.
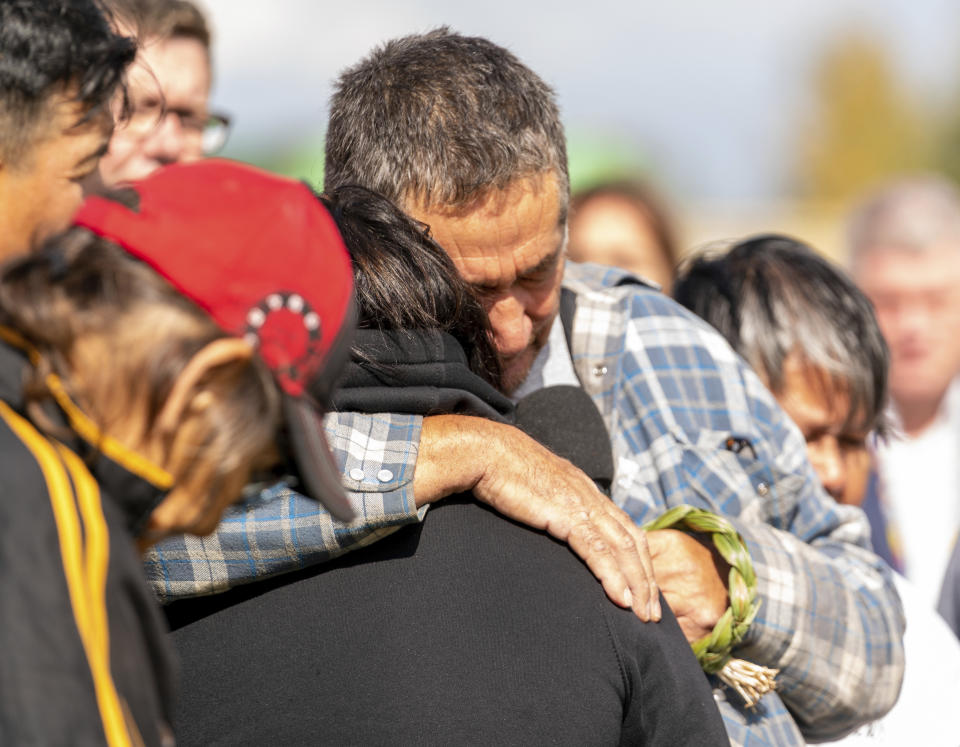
[[630, 525, 662, 621], [554, 493, 661, 623], [562, 510, 642, 618], [470, 426, 660, 622]]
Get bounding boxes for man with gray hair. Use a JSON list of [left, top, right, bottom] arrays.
[[325, 29, 904, 742], [149, 29, 905, 745], [320, 30, 903, 744], [849, 175, 960, 608]]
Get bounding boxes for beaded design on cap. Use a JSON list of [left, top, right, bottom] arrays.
[[243, 292, 324, 396]]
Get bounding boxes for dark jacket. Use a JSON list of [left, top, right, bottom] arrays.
[[0, 336, 176, 746], [166, 328, 727, 746], [332, 328, 513, 421]]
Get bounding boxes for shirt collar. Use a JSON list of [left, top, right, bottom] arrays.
[[510, 315, 581, 402]]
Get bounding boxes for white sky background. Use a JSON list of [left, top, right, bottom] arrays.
[[198, 0, 960, 202]]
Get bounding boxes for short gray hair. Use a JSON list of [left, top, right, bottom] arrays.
[[673, 234, 889, 435], [848, 174, 960, 267], [324, 27, 569, 211]]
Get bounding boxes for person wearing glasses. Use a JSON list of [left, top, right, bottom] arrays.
[[98, 0, 231, 186]]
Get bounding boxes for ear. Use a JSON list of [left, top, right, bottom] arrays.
[[155, 337, 255, 436]]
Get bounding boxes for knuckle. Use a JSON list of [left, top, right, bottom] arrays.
[[575, 525, 609, 555], [570, 522, 595, 542], [592, 538, 609, 554]]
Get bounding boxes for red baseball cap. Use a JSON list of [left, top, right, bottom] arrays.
[[74, 159, 356, 520]]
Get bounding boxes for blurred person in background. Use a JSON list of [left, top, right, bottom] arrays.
[[568, 179, 679, 292], [98, 0, 230, 186], [849, 176, 960, 608], [674, 234, 960, 746], [674, 235, 888, 509], [939, 538, 960, 639], [0, 0, 134, 262], [0, 160, 357, 744]]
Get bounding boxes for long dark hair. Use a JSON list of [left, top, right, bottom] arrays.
[[320, 185, 501, 388]]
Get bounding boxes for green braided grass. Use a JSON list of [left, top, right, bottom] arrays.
[[643, 505, 760, 675]]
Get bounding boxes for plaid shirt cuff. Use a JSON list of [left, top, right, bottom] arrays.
[[144, 411, 426, 603], [731, 512, 905, 739]]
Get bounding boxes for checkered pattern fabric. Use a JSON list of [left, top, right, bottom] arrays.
[[143, 261, 905, 744], [144, 411, 425, 600], [564, 263, 905, 744]]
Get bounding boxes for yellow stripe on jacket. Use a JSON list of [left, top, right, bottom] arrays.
[[0, 401, 133, 747]]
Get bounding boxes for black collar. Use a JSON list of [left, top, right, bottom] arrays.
[[332, 328, 514, 422]]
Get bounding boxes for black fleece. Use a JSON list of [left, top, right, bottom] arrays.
[[166, 328, 727, 746]]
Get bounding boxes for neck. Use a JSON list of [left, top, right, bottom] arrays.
[[894, 393, 947, 437]]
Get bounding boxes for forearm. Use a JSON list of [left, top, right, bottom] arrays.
[[145, 411, 428, 602], [732, 508, 905, 739], [144, 480, 425, 602], [146, 412, 520, 602], [412, 413, 493, 504]]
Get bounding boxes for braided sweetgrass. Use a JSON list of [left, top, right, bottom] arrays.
[[643, 504, 778, 707]]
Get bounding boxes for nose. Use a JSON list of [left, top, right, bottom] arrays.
[[486, 292, 534, 358], [144, 111, 188, 165], [807, 437, 845, 500], [894, 300, 933, 340]]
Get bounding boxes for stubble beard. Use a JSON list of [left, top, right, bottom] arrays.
[[498, 333, 549, 395]]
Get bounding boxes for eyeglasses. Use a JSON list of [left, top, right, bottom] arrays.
[[201, 112, 232, 156], [120, 103, 233, 156]]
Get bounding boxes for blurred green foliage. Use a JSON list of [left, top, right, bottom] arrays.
[[796, 31, 935, 204]]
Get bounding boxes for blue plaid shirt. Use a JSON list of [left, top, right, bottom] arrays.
[[145, 262, 905, 746]]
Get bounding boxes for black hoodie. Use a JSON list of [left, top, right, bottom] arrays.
[[166, 328, 728, 747]]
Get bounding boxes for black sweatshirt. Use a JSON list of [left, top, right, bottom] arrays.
[[165, 328, 727, 746]]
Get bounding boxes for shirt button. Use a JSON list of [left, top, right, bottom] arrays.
[[377, 469, 394, 483], [349, 468, 365, 481], [592, 364, 608, 377], [756, 482, 770, 496]]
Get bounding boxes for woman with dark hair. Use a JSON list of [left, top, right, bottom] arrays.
[[0, 160, 354, 745], [165, 186, 727, 746]]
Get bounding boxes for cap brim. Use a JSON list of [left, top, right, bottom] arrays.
[[283, 394, 355, 521]]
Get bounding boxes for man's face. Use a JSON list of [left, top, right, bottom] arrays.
[[0, 96, 111, 261], [855, 245, 960, 412], [407, 173, 566, 394], [774, 354, 870, 505], [98, 35, 211, 186]]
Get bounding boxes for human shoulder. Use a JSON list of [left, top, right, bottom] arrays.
[[562, 260, 661, 296], [0, 403, 60, 519], [562, 260, 745, 368]]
